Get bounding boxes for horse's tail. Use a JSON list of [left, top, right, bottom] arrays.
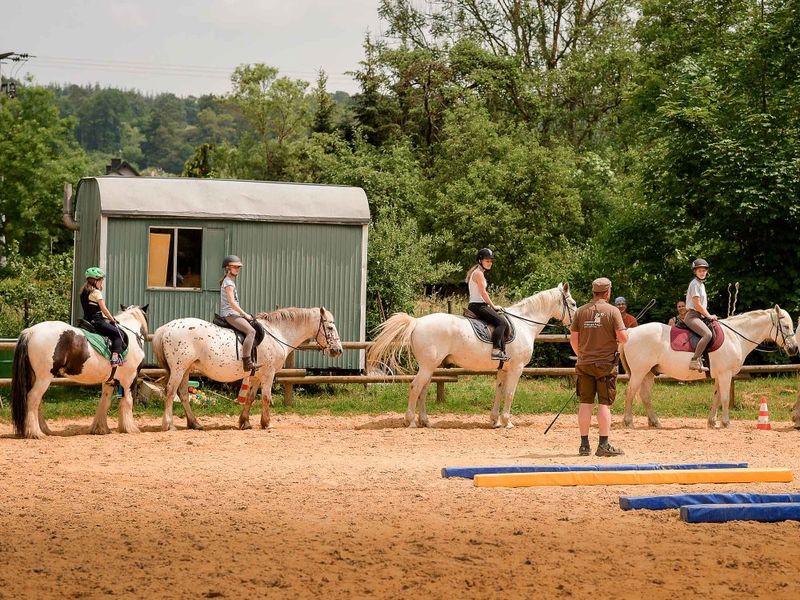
[[367, 313, 418, 375], [151, 327, 169, 380], [11, 331, 33, 436], [618, 342, 630, 377]]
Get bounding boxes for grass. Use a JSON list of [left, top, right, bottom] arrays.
[[1, 375, 798, 424]]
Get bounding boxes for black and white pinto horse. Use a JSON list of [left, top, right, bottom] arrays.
[[11, 305, 149, 439]]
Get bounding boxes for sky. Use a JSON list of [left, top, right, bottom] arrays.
[[1, 0, 387, 96]]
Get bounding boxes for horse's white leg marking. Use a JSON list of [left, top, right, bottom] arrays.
[[407, 368, 434, 427], [498, 366, 523, 429], [162, 366, 184, 432], [718, 372, 733, 428], [260, 372, 276, 430], [25, 378, 50, 439], [117, 378, 141, 434], [89, 383, 114, 435], [623, 372, 645, 428], [640, 371, 659, 428], [238, 374, 256, 430], [177, 369, 202, 430], [37, 402, 52, 436], [708, 381, 721, 429], [417, 380, 432, 427]]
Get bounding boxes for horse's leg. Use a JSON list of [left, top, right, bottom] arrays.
[[417, 380, 432, 427], [177, 369, 203, 430], [406, 367, 434, 428], [708, 381, 721, 429], [718, 373, 734, 429], [89, 382, 114, 435], [623, 372, 645, 429], [37, 402, 52, 435], [25, 378, 50, 439], [792, 394, 800, 430], [162, 367, 185, 432], [498, 366, 523, 429], [259, 372, 276, 430], [640, 371, 660, 428], [238, 373, 258, 430], [117, 377, 141, 434]]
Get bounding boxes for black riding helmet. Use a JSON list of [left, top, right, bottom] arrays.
[[476, 248, 495, 262], [691, 258, 709, 270], [222, 255, 243, 269]]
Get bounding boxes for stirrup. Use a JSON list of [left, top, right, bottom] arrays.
[[491, 350, 510, 362], [689, 358, 709, 372]]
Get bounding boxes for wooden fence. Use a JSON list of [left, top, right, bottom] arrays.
[[2, 336, 799, 408]]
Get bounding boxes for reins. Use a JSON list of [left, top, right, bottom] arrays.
[[258, 312, 336, 353], [502, 291, 574, 333], [718, 309, 792, 353]]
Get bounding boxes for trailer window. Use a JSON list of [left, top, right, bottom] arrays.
[[147, 227, 203, 288]]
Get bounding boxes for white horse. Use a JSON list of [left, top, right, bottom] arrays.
[[151, 307, 343, 431], [10, 305, 150, 439], [621, 306, 797, 429], [367, 284, 577, 428]]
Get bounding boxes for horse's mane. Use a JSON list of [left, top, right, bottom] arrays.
[[724, 309, 771, 324], [509, 288, 558, 315], [255, 307, 313, 323]]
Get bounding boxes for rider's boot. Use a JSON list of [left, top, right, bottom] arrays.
[[491, 349, 510, 362], [110, 352, 124, 367], [243, 357, 261, 372], [689, 357, 709, 372]]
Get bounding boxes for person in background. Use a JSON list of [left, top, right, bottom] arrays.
[[614, 296, 639, 328], [570, 277, 629, 457], [668, 299, 688, 327]]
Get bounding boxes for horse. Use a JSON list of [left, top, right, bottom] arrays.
[[620, 306, 797, 429], [367, 284, 576, 429], [793, 318, 800, 430], [11, 305, 150, 439], [151, 307, 343, 432]]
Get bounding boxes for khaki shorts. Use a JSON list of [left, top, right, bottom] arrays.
[[576, 361, 618, 406]]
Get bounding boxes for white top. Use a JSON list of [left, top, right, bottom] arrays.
[[468, 270, 485, 303], [685, 278, 707, 311], [220, 276, 239, 317]]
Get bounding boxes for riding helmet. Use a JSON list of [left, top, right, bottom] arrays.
[[85, 266, 105, 279], [691, 258, 709, 270], [476, 248, 495, 262], [222, 255, 243, 269]]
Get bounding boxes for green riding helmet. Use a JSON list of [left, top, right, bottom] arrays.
[[85, 266, 106, 279]]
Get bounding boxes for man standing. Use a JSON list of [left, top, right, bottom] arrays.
[[614, 296, 639, 328], [570, 278, 629, 457]]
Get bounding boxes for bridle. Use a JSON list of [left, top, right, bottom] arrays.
[[719, 308, 795, 353], [115, 307, 147, 348], [503, 290, 575, 331], [260, 309, 340, 353]]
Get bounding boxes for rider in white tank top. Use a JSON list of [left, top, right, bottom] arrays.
[[468, 272, 484, 303]]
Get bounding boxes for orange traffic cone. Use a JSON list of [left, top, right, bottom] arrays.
[[757, 396, 771, 430], [236, 377, 252, 405]]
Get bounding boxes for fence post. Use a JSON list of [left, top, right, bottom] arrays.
[[436, 381, 445, 403], [447, 300, 452, 314]]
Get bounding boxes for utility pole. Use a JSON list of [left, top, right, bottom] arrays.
[[0, 52, 31, 98]]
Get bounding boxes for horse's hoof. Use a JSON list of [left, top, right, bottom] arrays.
[[121, 426, 141, 434], [722, 422, 731, 429], [187, 421, 204, 431], [623, 421, 634, 429], [492, 421, 502, 429], [418, 419, 430, 428], [239, 422, 252, 431], [504, 421, 514, 430], [260, 422, 272, 430], [707, 421, 716, 429], [90, 426, 111, 435], [407, 420, 418, 429], [648, 420, 661, 429], [25, 430, 47, 440]]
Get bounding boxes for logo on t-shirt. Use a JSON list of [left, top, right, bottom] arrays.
[[583, 312, 603, 329]]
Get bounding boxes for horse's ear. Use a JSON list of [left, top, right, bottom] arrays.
[[141, 304, 149, 314], [320, 306, 326, 316], [562, 282, 570, 294], [120, 304, 128, 311]]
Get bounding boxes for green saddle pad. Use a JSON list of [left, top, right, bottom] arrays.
[[80, 329, 130, 361]]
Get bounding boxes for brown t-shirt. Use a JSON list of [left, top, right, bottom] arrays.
[[570, 299, 625, 365]]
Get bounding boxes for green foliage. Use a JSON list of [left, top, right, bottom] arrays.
[[0, 85, 89, 256], [0, 244, 73, 336]]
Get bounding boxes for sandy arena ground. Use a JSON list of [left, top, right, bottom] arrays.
[[1, 412, 799, 599]]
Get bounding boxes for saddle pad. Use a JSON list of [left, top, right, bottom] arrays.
[[80, 329, 130, 360], [670, 320, 724, 353], [465, 317, 516, 345]]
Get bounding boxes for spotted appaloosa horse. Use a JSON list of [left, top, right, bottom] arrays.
[[11, 305, 149, 439], [151, 307, 343, 432]]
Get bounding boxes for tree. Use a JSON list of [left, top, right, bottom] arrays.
[[0, 84, 89, 256], [311, 69, 336, 134]]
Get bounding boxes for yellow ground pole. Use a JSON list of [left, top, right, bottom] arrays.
[[473, 468, 793, 488]]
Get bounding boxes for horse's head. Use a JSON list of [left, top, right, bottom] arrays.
[[557, 282, 578, 327], [119, 303, 150, 336], [772, 305, 797, 356], [316, 307, 343, 358]]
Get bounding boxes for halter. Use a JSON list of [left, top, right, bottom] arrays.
[[260, 310, 339, 353]]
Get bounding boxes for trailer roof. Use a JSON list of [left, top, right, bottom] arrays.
[[85, 176, 370, 224]]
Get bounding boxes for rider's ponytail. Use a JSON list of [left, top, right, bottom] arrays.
[[465, 264, 480, 284]]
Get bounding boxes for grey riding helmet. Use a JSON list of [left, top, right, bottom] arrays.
[[691, 258, 709, 270], [222, 255, 243, 269]]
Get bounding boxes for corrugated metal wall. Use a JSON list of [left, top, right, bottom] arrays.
[[71, 180, 102, 324], [104, 218, 365, 370]]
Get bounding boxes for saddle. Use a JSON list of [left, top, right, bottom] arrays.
[[213, 314, 266, 362], [462, 309, 516, 345], [77, 318, 129, 359], [670, 319, 725, 354]]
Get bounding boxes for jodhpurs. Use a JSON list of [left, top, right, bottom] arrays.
[[225, 314, 256, 360], [468, 302, 507, 351], [684, 309, 713, 360], [91, 318, 125, 354]]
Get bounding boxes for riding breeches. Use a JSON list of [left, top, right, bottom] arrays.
[[684, 309, 713, 360], [91, 318, 125, 354], [225, 315, 256, 359], [468, 302, 507, 351]]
